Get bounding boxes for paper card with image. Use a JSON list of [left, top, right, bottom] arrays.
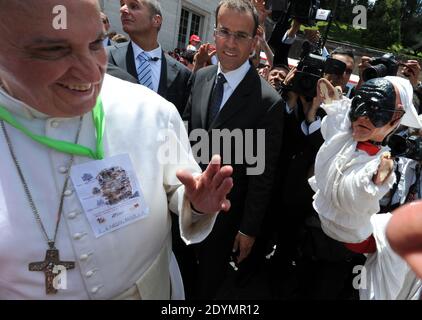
[[70, 153, 149, 238]]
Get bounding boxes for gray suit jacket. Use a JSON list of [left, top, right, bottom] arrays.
[[107, 42, 192, 115]]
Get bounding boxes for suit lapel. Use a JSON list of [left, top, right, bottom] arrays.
[[158, 52, 168, 97], [200, 69, 217, 129], [111, 42, 138, 81], [158, 52, 181, 98], [125, 43, 138, 81], [209, 67, 257, 130]]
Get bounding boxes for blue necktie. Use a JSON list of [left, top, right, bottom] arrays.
[[137, 52, 153, 90], [207, 73, 227, 129]]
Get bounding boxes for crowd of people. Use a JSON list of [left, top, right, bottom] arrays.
[[0, 0, 422, 300]]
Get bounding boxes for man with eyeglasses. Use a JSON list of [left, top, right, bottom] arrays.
[[181, 0, 284, 299]]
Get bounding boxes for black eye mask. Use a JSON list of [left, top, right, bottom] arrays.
[[349, 78, 402, 128]]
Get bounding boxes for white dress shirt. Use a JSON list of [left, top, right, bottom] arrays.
[[132, 42, 162, 92], [216, 60, 251, 112]]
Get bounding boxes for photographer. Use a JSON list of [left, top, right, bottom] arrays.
[[402, 60, 422, 113], [358, 55, 421, 112], [380, 127, 422, 212], [267, 64, 289, 91], [266, 49, 358, 299], [282, 47, 355, 137]]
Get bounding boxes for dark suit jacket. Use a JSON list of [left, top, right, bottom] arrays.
[[184, 64, 284, 237], [107, 42, 191, 115]]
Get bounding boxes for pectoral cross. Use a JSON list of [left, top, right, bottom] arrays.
[[29, 249, 75, 294]]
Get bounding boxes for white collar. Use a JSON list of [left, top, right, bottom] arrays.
[[131, 41, 162, 61], [217, 60, 251, 91], [0, 86, 50, 120]]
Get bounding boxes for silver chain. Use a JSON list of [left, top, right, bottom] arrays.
[[0, 118, 83, 249]]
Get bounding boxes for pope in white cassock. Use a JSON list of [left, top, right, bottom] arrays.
[[0, 0, 234, 299]]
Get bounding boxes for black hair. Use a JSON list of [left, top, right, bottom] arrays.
[[331, 47, 355, 61]]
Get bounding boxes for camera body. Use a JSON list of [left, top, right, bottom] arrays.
[[362, 53, 399, 82], [387, 134, 422, 161], [290, 0, 321, 26], [266, 0, 320, 25], [286, 42, 346, 98]]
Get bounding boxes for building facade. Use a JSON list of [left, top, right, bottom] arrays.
[[99, 0, 220, 51]]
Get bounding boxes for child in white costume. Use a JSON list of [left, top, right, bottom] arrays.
[[309, 76, 422, 299]]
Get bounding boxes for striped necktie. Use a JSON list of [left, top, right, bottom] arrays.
[[136, 52, 153, 90]]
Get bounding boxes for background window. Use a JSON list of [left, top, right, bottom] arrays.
[[178, 8, 203, 49]]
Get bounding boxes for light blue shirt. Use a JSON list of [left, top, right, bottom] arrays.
[[132, 42, 162, 92]]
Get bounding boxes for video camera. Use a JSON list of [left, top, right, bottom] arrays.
[[285, 41, 346, 98], [276, 1, 346, 98], [387, 133, 422, 161], [266, 0, 321, 26], [361, 53, 400, 82]]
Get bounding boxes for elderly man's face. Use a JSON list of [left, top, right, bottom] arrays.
[[0, 0, 107, 117]]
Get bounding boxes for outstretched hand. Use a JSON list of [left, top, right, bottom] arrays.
[[176, 155, 233, 214]]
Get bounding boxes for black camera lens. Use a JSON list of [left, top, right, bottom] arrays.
[[362, 64, 388, 82], [387, 135, 409, 156]]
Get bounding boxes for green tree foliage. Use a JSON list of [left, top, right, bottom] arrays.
[[400, 0, 422, 54], [362, 0, 402, 49]]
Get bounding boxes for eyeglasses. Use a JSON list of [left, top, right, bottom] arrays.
[[214, 28, 253, 42], [349, 97, 405, 128]]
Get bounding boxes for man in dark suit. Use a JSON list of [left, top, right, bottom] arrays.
[[107, 0, 191, 115], [181, 0, 284, 299]]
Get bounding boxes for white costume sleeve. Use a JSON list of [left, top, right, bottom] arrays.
[[161, 109, 218, 245], [360, 213, 422, 300]]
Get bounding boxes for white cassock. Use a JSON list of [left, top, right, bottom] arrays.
[[0, 74, 218, 299], [309, 98, 422, 300]]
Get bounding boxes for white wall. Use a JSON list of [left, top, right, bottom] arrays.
[[101, 0, 219, 51]]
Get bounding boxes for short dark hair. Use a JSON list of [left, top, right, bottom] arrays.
[[215, 0, 259, 36], [181, 50, 196, 64], [331, 47, 355, 61], [271, 63, 290, 72]]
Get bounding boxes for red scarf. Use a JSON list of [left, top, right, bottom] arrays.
[[356, 141, 381, 156]]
